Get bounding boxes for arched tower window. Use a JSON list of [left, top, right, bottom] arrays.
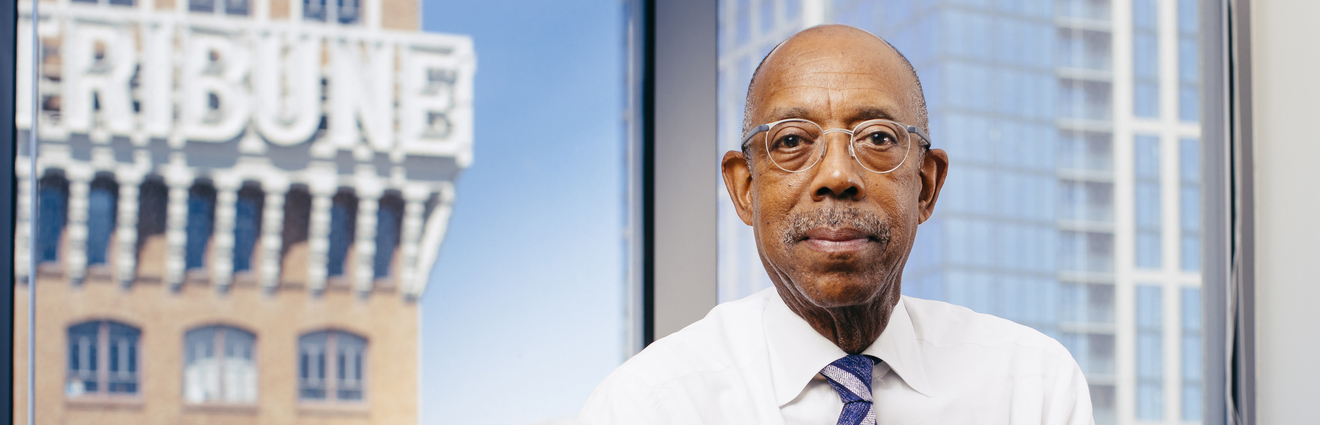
[[185, 179, 217, 271], [37, 170, 69, 264], [327, 189, 357, 278], [232, 183, 264, 273], [66, 320, 140, 397], [183, 325, 257, 404], [281, 184, 312, 284], [373, 191, 404, 279], [298, 330, 367, 402], [86, 173, 118, 266]]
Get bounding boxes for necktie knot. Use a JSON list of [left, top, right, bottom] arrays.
[[820, 355, 878, 425]]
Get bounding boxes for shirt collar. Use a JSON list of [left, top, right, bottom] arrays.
[[763, 292, 935, 405]]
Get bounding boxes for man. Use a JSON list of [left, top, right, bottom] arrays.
[[579, 25, 1093, 425]]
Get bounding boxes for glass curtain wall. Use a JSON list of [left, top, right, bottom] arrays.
[[14, 0, 636, 424], [716, 1, 1205, 424]]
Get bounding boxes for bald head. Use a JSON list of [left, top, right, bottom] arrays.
[[741, 25, 928, 142]]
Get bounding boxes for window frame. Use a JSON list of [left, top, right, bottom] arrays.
[[1199, 0, 1249, 423], [181, 324, 260, 407], [187, 0, 251, 16], [296, 329, 370, 407], [302, 0, 362, 25], [64, 320, 143, 403], [0, 0, 1250, 423], [644, 0, 1247, 423]]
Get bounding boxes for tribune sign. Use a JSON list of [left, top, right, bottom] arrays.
[[17, 3, 475, 166]]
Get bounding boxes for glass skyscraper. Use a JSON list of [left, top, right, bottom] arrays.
[[716, 1, 1203, 424]]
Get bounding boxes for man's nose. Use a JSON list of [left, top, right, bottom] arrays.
[[808, 133, 865, 201]]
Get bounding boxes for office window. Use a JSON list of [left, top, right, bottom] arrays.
[[1134, 135, 1161, 269], [184, 325, 257, 404], [1180, 138, 1202, 271], [1132, 0, 1159, 118], [374, 192, 404, 279], [232, 183, 263, 273], [1058, 29, 1112, 71], [1060, 80, 1113, 121], [38, 171, 69, 264], [759, 0, 776, 34], [1091, 384, 1117, 425], [1061, 231, 1114, 273], [86, 174, 118, 267], [1074, 333, 1115, 375], [299, 330, 367, 402], [304, 0, 360, 24], [66, 320, 140, 397], [1059, 131, 1113, 172], [1062, 282, 1115, 324], [189, 0, 249, 15], [1178, 0, 1200, 122], [1061, 181, 1114, 223], [327, 189, 358, 278], [186, 180, 217, 271], [1181, 287, 1203, 421], [1058, 0, 1111, 21], [785, 0, 801, 21], [1135, 285, 1164, 419]]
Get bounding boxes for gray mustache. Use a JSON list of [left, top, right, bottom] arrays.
[[781, 207, 892, 246]]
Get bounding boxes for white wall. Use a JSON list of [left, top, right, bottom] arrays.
[[1251, 0, 1320, 422]]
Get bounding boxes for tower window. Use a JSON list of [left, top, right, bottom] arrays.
[[183, 325, 258, 404], [298, 330, 367, 402], [67, 320, 140, 397], [86, 174, 118, 266], [327, 189, 358, 278], [37, 171, 69, 264], [233, 183, 264, 273], [185, 180, 217, 271]]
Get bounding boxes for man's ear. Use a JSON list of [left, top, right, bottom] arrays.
[[917, 148, 949, 224], [722, 150, 756, 226]]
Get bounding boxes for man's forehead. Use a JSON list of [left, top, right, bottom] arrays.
[[752, 27, 914, 121]]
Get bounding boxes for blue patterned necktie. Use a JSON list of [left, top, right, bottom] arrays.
[[820, 355, 878, 425]]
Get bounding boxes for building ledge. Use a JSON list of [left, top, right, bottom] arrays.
[[1054, 16, 1112, 32], [298, 402, 370, 417], [65, 395, 143, 410], [183, 403, 259, 415]]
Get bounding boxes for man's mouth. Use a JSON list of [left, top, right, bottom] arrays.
[[802, 227, 875, 253]]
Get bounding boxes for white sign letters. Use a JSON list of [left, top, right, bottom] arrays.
[[18, 6, 475, 162]]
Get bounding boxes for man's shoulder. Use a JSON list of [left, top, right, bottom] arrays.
[[578, 290, 781, 423], [902, 296, 1071, 356], [609, 289, 777, 389]]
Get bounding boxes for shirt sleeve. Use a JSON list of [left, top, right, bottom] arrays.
[[1043, 348, 1096, 425], [577, 370, 665, 425]]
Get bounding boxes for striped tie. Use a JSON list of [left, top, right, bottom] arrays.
[[820, 355, 878, 425]]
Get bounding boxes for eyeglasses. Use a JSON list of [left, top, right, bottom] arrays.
[[740, 118, 931, 174]]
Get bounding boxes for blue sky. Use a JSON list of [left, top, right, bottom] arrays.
[[420, 1, 628, 424]]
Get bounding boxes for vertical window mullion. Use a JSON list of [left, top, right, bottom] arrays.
[[215, 326, 226, 401], [327, 332, 338, 401], [98, 322, 109, 395]]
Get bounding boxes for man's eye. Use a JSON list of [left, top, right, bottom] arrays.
[[776, 135, 805, 149], [866, 132, 896, 146]]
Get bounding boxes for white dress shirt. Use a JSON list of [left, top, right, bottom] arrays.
[[579, 288, 1094, 425]]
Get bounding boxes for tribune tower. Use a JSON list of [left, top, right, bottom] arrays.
[[12, 0, 474, 423]]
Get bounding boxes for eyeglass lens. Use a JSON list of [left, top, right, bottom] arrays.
[[764, 119, 911, 173]]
